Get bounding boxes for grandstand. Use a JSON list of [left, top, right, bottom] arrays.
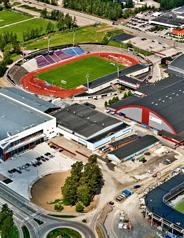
[[7, 65, 28, 85], [34, 47, 85, 69], [145, 173, 184, 237]]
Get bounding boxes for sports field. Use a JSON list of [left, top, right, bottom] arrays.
[[175, 200, 184, 213], [36, 56, 125, 89], [0, 10, 31, 27], [0, 10, 55, 41], [0, 18, 55, 41]]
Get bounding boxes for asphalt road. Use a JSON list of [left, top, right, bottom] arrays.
[[0, 182, 96, 238]]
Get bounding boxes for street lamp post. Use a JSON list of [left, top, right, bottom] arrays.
[[86, 73, 90, 93], [48, 35, 51, 53], [73, 29, 75, 47], [111, 62, 120, 78]]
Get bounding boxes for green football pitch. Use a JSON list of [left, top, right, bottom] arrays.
[[175, 200, 184, 213], [0, 10, 55, 41], [37, 56, 125, 89], [0, 10, 31, 27]]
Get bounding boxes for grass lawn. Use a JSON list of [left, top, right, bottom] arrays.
[[22, 226, 30, 238], [175, 200, 184, 213], [7, 225, 19, 238], [37, 56, 125, 89], [0, 17, 55, 41], [25, 25, 122, 50], [0, 10, 31, 27], [47, 228, 82, 238]]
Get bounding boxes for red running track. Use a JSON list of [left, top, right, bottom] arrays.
[[21, 52, 140, 98]]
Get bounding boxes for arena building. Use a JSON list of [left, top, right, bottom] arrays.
[[0, 92, 57, 161], [168, 54, 184, 77], [107, 135, 159, 163], [53, 103, 132, 151], [145, 173, 184, 237], [110, 75, 184, 144]]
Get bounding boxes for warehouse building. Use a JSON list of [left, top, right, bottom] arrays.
[[107, 135, 159, 163], [110, 75, 184, 144], [53, 103, 132, 151], [0, 93, 57, 161]]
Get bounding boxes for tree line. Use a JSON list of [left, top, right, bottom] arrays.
[[159, 0, 184, 10], [62, 155, 103, 212], [23, 10, 77, 41], [63, 0, 122, 20], [0, 204, 15, 238], [0, 32, 21, 76]]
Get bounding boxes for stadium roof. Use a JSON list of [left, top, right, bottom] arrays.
[[53, 103, 121, 139], [109, 135, 158, 161], [110, 76, 184, 134], [145, 173, 184, 230], [0, 93, 53, 141], [0, 87, 59, 112], [86, 64, 148, 89], [119, 64, 148, 76]]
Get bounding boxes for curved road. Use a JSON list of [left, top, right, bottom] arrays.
[[0, 182, 96, 238]]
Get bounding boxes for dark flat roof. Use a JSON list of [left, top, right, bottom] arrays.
[[109, 135, 158, 160], [53, 103, 121, 139], [110, 134, 138, 147], [86, 64, 148, 89], [111, 76, 184, 134], [119, 64, 148, 76], [88, 123, 129, 143], [119, 75, 141, 86], [152, 12, 184, 27], [111, 33, 134, 42], [169, 54, 184, 72], [145, 173, 184, 230]]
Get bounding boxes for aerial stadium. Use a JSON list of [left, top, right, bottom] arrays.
[[145, 173, 184, 238], [7, 46, 142, 98]]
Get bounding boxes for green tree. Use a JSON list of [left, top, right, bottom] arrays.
[[46, 22, 55, 33], [75, 202, 84, 212]]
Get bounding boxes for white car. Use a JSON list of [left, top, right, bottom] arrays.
[[118, 222, 123, 229]]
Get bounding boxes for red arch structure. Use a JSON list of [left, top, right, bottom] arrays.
[[21, 52, 140, 98], [115, 105, 177, 135]]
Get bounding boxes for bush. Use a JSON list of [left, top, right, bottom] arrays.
[[54, 202, 64, 212], [75, 202, 84, 212]]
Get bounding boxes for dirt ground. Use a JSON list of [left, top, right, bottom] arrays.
[[0, 78, 12, 87], [31, 171, 70, 212], [31, 171, 98, 213]]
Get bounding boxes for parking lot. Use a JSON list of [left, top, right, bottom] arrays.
[[129, 37, 168, 52], [0, 142, 74, 199]]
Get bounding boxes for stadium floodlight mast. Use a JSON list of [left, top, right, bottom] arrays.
[[48, 35, 51, 53], [111, 62, 120, 78], [86, 73, 90, 93], [72, 29, 76, 47]]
